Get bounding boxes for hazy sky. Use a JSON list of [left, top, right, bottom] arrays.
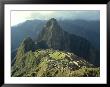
[[11, 11, 100, 26]]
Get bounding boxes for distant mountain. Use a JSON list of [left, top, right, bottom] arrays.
[[11, 19, 45, 51], [59, 20, 100, 50], [37, 18, 99, 66], [11, 19, 100, 52]]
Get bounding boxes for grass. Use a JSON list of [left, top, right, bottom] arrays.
[[37, 59, 48, 76], [49, 51, 65, 60], [70, 67, 100, 77]]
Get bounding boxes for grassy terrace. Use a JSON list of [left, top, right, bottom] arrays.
[[49, 51, 66, 60]]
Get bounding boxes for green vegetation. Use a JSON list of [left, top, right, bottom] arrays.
[[70, 67, 100, 77], [12, 48, 99, 77], [49, 51, 65, 60]]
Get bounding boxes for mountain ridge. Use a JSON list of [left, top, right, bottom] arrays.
[[11, 19, 100, 51]]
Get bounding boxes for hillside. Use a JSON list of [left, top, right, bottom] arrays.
[[11, 49, 99, 77]]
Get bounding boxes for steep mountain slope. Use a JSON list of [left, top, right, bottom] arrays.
[[11, 37, 36, 65], [37, 18, 99, 66], [59, 20, 100, 50]]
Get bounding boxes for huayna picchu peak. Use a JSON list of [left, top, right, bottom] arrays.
[[46, 18, 58, 26], [11, 18, 100, 77], [37, 18, 99, 66]]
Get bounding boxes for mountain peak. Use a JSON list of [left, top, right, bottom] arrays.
[[49, 18, 57, 22], [18, 37, 35, 53], [45, 18, 59, 28]]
